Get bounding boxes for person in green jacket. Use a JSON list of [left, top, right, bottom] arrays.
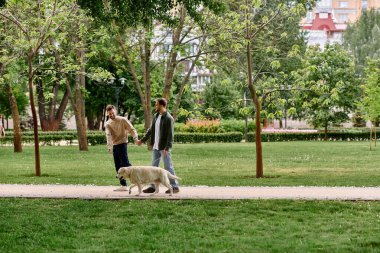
[[137, 98, 180, 194]]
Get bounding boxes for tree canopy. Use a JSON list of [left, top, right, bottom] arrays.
[[293, 44, 360, 137], [343, 9, 380, 76], [77, 0, 225, 27]]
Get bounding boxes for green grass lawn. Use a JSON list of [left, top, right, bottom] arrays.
[[1, 198, 380, 253], [1, 141, 380, 252], [0, 141, 379, 186]]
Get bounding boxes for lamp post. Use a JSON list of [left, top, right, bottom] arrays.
[[115, 77, 126, 109], [109, 77, 126, 109]]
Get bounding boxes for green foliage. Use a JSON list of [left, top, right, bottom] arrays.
[[78, 0, 225, 28], [1, 141, 380, 187], [178, 119, 221, 133], [343, 9, 380, 76], [2, 198, 380, 252], [0, 88, 28, 118], [0, 130, 244, 144], [206, 0, 312, 75], [175, 132, 243, 143], [220, 119, 255, 132], [361, 59, 380, 122], [250, 131, 380, 142], [3, 128, 379, 145], [201, 77, 242, 119], [205, 0, 315, 131], [293, 44, 360, 130]]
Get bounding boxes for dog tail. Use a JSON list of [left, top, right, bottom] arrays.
[[168, 172, 181, 181]]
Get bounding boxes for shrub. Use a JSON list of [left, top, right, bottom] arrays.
[[175, 132, 243, 143], [220, 120, 255, 133], [182, 119, 221, 133]]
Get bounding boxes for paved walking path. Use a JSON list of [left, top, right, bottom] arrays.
[[1, 184, 380, 200]]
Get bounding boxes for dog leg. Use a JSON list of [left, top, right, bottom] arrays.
[[162, 182, 173, 196], [169, 186, 173, 196], [162, 176, 173, 196], [129, 184, 136, 195], [136, 184, 142, 196], [152, 181, 160, 195]]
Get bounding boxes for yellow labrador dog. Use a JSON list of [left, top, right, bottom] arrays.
[[117, 166, 181, 196]]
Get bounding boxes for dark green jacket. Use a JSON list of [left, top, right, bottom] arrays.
[[141, 111, 174, 151]]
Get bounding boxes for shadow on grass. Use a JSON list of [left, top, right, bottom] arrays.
[[21, 174, 56, 178], [237, 175, 281, 179]]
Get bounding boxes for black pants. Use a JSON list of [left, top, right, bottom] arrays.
[[113, 143, 132, 186]]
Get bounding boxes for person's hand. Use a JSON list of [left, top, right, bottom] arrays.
[[108, 148, 112, 154], [163, 149, 168, 156], [136, 140, 142, 146]]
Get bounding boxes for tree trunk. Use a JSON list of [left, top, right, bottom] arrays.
[[142, 29, 153, 130], [50, 36, 87, 149], [87, 114, 96, 130], [115, 33, 152, 130], [375, 126, 377, 147], [246, 42, 263, 178], [370, 124, 373, 151], [4, 82, 22, 152], [172, 38, 204, 120], [37, 77, 70, 131], [324, 124, 328, 141], [28, 51, 41, 176], [172, 59, 197, 120], [245, 2, 263, 178], [162, 6, 186, 100], [74, 46, 88, 151]]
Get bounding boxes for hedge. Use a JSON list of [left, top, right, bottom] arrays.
[[0, 131, 244, 145], [249, 132, 379, 142], [1, 131, 379, 146]]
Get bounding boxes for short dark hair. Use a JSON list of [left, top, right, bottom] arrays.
[[106, 105, 116, 111], [156, 98, 167, 107]]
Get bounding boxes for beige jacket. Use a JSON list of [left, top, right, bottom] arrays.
[[105, 116, 138, 150]]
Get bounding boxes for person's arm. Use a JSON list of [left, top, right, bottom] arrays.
[[105, 124, 113, 152], [164, 116, 174, 151], [124, 119, 139, 144], [140, 115, 155, 143]]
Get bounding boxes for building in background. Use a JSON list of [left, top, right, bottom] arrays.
[[301, 0, 380, 48]]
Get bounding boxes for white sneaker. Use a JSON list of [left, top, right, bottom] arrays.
[[114, 186, 128, 192]]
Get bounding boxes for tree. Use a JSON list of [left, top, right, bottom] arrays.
[[78, 0, 224, 130], [0, 16, 28, 152], [157, 5, 220, 120], [0, 0, 79, 175], [48, 3, 93, 151], [77, 0, 224, 29], [343, 9, 380, 76], [361, 59, 380, 150], [201, 77, 241, 119], [35, 49, 70, 131], [0, 61, 28, 152], [293, 44, 360, 139], [206, 0, 315, 178]]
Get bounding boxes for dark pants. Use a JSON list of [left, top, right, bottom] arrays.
[[113, 143, 132, 186]]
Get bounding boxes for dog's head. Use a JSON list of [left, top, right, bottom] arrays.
[[117, 167, 131, 180]]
